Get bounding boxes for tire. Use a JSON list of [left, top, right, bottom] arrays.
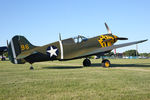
[[102, 59, 111, 68], [1, 57, 6, 61], [83, 59, 91, 66]]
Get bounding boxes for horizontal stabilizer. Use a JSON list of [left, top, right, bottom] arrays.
[[16, 51, 38, 59]]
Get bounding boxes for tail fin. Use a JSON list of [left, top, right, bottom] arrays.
[[8, 35, 36, 64]]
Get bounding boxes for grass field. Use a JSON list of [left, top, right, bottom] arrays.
[[0, 59, 150, 100]]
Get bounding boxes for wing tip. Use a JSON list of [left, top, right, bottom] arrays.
[[142, 39, 148, 42], [137, 39, 148, 44]]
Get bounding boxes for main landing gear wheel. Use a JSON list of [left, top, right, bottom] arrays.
[[102, 59, 111, 68], [83, 59, 91, 66], [1, 57, 6, 61]]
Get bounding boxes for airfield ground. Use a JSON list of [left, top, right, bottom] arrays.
[[0, 59, 150, 100]]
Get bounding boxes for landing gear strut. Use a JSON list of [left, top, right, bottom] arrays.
[[83, 58, 91, 66], [102, 59, 111, 68]]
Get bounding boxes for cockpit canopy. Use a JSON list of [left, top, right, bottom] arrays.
[[73, 35, 88, 43], [62, 35, 88, 45]]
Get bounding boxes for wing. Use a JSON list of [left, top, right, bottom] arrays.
[[83, 39, 148, 56]]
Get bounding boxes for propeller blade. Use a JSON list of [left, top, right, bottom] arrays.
[[104, 23, 112, 34], [117, 37, 128, 40]]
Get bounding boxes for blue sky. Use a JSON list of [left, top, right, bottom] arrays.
[[0, 0, 150, 53]]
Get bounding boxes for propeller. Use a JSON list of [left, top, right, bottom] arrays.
[[104, 22, 128, 41]]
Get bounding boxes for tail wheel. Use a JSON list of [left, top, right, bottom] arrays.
[[30, 66, 34, 70], [83, 59, 91, 66], [102, 59, 111, 68]]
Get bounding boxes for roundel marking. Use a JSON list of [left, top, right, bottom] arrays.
[[46, 46, 59, 58]]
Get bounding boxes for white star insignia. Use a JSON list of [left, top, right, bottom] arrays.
[[47, 46, 58, 57]]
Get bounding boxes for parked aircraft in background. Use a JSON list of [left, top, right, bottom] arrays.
[[0, 46, 7, 61], [8, 23, 148, 69]]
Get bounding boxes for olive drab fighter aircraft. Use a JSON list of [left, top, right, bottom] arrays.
[[8, 23, 148, 69]]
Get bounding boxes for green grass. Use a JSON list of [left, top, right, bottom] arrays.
[[0, 59, 150, 100]]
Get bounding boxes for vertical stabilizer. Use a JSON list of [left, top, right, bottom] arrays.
[[8, 35, 36, 64]]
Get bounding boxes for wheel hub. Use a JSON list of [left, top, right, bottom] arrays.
[[105, 61, 110, 68]]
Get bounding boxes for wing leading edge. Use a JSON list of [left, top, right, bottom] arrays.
[[82, 39, 148, 57]]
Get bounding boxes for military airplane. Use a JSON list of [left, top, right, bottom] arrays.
[[0, 46, 7, 61], [8, 23, 147, 69]]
